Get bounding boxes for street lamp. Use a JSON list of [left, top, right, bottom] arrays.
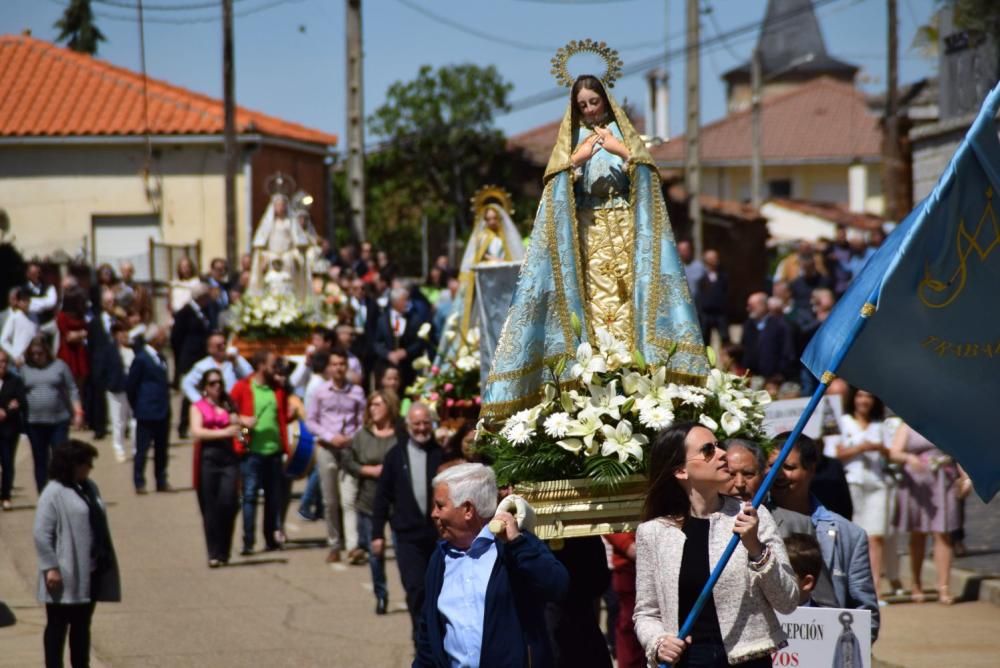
[[751, 51, 816, 209]]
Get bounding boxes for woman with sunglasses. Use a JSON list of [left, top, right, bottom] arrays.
[[189, 368, 245, 567], [633, 423, 798, 667]]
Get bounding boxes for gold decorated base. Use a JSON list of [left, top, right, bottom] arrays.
[[233, 336, 309, 359], [515, 475, 646, 540]]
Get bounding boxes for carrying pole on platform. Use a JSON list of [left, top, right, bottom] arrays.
[[661, 288, 880, 667]]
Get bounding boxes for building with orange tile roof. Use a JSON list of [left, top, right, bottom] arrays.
[[0, 34, 337, 281]]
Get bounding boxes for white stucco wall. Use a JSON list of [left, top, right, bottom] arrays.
[[0, 142, 248, 273]]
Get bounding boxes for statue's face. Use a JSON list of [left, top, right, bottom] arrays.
[[484, 207, 500, 231], [274, 197, 288, 217], [576, 86, 606, 125]]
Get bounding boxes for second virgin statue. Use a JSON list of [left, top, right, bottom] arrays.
[[482, 41, 709, 418]]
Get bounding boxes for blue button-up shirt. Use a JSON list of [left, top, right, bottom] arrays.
[[181, 354, 253, 403], [438, 524, 498, 668]]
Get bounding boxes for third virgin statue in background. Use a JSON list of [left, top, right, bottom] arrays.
[[248, 193, 314, 300], [482, 40, 709, 418]]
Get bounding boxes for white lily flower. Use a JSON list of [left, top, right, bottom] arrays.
[[706, 368, 729, 393], [456, 355, 479, 372], [753, 390, 773, 406], [411, 355, 431, 371], [416, 322, 432, 340], [639, 404, 675, 430], [570, 342, 607, 384], [466, 327, 481, 347], [594, 327, 630, 370], [600, 420, 649, 463], [565, 408, 604, 455], [698, 414, 719, 432], [588, 380, 628, 420], [543, 412, 572, 439], [556, 438, 585, 454], [621, 371, 645, 396], [721, 411, 742, 436]]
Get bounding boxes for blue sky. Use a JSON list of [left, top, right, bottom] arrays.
[[6, 0, 938, 143]]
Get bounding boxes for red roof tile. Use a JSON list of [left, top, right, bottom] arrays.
[[667, 183, 766, 224], [766, 198, 885, 231], [0, 35, 337, 147], [651, 77, 881, 165]]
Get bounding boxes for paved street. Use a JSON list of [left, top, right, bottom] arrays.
[[0, 435, 415, 667], [2, 427, 999, 667]]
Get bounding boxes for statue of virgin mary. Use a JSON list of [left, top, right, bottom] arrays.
[[248, 193, 314, 301], [436, 187, 524, 376], [481, 41, 709, 419]]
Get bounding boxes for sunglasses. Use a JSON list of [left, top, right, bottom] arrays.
[[686, 441, 721, 463], [205, 380, 222, 387]]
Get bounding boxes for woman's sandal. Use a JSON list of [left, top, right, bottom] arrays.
[[911, 589, 927, 603], [938, 588, 957, 605]]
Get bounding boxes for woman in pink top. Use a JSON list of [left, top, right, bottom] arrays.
[[189, 368, 244, 567]]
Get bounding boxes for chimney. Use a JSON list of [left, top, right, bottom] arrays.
[[645, 71, 657, 139], [655, 70, 670, 141], [645, 69, 670, 140]]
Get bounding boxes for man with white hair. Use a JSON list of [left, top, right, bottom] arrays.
[[126, 323, 171, 493], [371, 403, 442, 631], [414, 463, 568, 667], [373, 285, 430, 388]]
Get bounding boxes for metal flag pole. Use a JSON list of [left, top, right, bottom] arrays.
[[661, 289, 879, 667]]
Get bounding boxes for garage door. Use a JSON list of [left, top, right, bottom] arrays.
[[92, 214, 161, 281]]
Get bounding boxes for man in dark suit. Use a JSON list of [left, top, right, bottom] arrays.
[[349, 277, 381, 380], [127, 324, 171, 493], [740, 291, 795, 379], [696, 249, 730, 345], [414, 463, 569, 668], [170, 282, 215, 439], [373, 286, 430, 389], [371, 403, 442, 639]]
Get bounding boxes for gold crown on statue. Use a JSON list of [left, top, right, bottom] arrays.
[[550, 39, 623, 89], [470, 185, 515, 217], [264, 171, 297, 198]]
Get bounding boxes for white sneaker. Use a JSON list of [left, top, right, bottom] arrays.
[[115, 452, 127, 463]]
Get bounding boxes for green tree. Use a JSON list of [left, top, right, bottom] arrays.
[[367, 64, 513, 271], [55, 0, 106, 56]]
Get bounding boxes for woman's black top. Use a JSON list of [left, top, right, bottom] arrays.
[[677, 516, 723, 643]]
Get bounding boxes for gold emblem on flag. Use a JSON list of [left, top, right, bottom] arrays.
[[918, 187, 998, 309]]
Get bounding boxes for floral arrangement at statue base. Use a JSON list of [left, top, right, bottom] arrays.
[[407, 320, 482, 429], [230, 293, 322, 357], [477, 324, 771, 539]]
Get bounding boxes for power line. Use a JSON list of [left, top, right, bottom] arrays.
[[47, 0, 304, 25], [703, 1, 743, 61], [93, 0, 251, 11], [502, 0, 848, 114], [393, 0, 671, 53]]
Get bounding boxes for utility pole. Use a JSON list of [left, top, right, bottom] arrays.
[[222, 0, 238, 266], [346, 0, 366, 242], [883, 0, 902, 221], [751, 47, 763, 210], [685, 0, 703, 255]]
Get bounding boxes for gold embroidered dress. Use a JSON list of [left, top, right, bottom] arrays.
[[575, 121, 633, 344]]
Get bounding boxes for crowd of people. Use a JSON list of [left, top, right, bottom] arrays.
[[0, 231, 977, 668]]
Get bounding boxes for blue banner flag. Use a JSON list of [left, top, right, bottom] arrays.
[[803, 82, 1000, 501]]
